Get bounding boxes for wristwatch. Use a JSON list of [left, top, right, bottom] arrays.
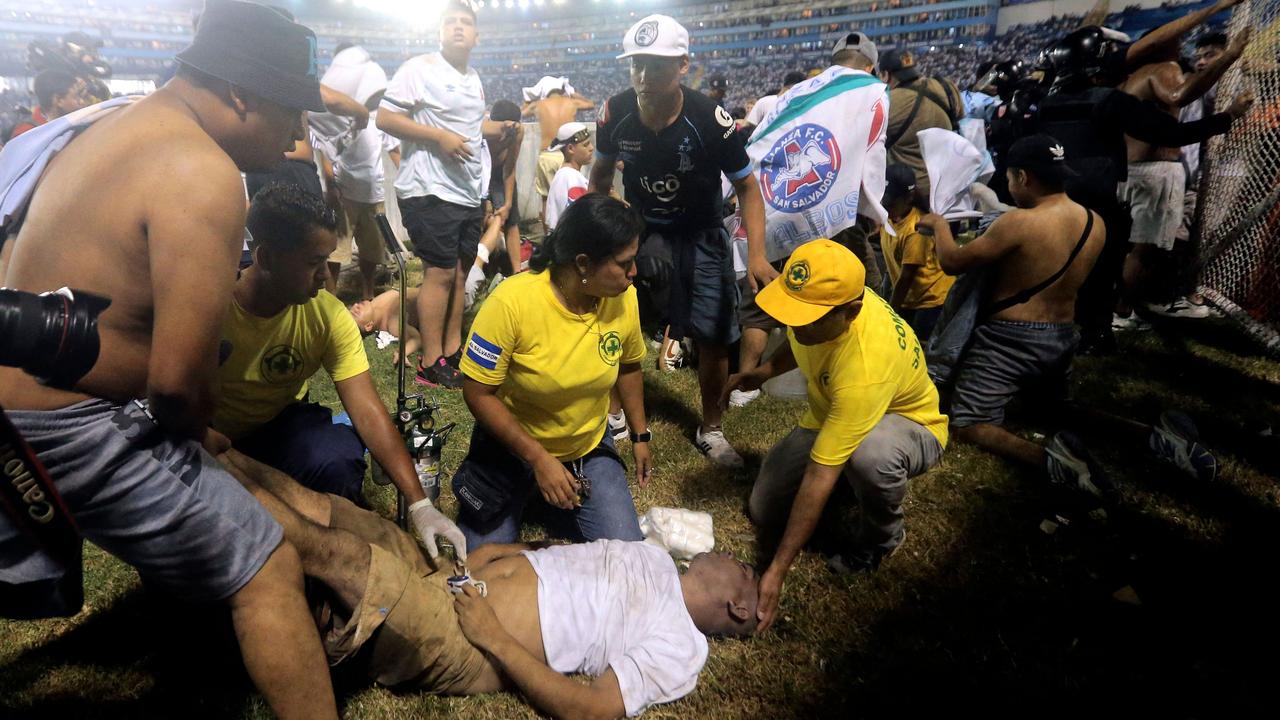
[[629, 429, 652, 443]]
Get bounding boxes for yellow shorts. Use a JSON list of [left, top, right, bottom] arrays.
[[320, 496, 490, 692], [535, 149, 563, 199]]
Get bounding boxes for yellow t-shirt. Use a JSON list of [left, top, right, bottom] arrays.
[[791, 290, 948, 466], [460, 271, 646, 461], [880, 207, 955, 310], [214, 291, 370, 439]]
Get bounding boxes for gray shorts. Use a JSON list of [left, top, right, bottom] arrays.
[[949, 320, 1079, 428], [654, 227, 741, 346], [0, 399, 282, 602], [1119, 161, 1184, 251]]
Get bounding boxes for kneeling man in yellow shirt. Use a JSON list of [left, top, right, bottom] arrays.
[[724, 239, 948, 632], [216, 183, 465, 560]]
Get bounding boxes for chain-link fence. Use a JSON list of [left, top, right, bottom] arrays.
[[1196, 0, 1280, 354]]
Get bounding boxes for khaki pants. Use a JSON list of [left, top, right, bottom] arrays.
[[535, 149, 563, 199], [749, 416, 942, 552], [329, 199, 388, 265], [319, 496, 490, 692]]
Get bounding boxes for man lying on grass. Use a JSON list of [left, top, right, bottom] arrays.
[[217, 450, 760, 719]]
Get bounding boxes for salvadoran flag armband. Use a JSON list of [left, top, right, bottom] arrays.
[[466, 333, 503, 370]]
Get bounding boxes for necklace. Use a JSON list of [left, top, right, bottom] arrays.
[[555, 280, 603, 338]]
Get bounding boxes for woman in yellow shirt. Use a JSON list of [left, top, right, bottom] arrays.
[[454, 194, 652, 548]]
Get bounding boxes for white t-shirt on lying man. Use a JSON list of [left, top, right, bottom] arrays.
[[522, 540, 709, 717]]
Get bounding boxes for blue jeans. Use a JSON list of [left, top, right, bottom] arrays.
[[452, 425, 643, 550], [234, 402, 367, 503]]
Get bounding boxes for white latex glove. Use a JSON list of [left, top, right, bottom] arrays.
[[408, 498, 468, 562]]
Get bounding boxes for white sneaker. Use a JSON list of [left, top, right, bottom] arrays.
[[659, 336, 684, 372], [729, 388, 761, 407], [607, 410, 628, 442], [1146, 297, 1212, 319], [1111, 313, 1152, 332], [695, 426, 744, 468]]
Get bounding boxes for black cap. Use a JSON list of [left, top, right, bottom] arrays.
[[176, 0, 325, 113], [782, 70, 807, 86], [1006, 133, 1078, 184], [883, 163, 917, 201], [708, 74, 728, 90], [879, 48, 920, 81]]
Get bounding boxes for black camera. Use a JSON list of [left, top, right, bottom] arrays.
[[0, 287, 111, 390], [27, 33, 112, 102]]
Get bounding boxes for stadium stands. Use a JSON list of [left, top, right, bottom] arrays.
[[0, 0, 1219, 135]]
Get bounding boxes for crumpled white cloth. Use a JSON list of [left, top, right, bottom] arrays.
[[920, 127, 994, 220], [639, 508, 714, 560], [522, 75, 576, 102], [374, 330, 397, 350]]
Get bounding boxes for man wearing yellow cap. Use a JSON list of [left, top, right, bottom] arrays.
[[724, 239, 947, 632]]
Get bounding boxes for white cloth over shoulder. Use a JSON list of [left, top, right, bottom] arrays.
[[747, 67, 890, 261], [0, 95, 137, 234], [523, 75, 576, 102], [310, 46, 388, 161], [639, 507, 714, 560], [523, 540, 709, 717], [920, 128, 993, 220]]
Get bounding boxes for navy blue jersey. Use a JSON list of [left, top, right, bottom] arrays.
[[596, 86, 752, 232]]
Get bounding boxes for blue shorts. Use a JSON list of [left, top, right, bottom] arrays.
[[0, 399, 282, 603], [653, 227, 740, 346]]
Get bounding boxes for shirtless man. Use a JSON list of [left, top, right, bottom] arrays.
[[217, 449, 759, 719], [0, 3, 338, 717], [524, 87, 595, 207], [1115, 27, 1249, 322], [919, 134, 1112, 500]]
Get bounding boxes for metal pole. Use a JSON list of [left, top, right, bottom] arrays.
[[374, 213, 413, 529]]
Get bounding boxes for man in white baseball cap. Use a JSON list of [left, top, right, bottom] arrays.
[[615, 13, 690, 60], [590, 14, 770, 469]]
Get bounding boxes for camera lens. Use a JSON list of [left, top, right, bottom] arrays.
[[0, 288, 111, 389]]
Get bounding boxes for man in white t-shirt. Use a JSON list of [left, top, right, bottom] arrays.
[[742, 70, 806, 131], [223, 460, 760, 719], [376, 0, 517, 389], [333, 112, 401, 300], [543, 121, 592, 233]]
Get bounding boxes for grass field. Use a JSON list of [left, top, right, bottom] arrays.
[[3, 276, 1279, 718]]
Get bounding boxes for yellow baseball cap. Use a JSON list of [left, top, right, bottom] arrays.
[[755, 239, 866, 327]]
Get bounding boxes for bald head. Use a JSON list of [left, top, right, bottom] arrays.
[[680, 551, 761, 637]]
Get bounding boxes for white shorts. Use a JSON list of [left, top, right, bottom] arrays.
[[1119, 161, 1185, 251]]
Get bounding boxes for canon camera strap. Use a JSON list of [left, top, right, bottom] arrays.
[[0, 406, 82, 572]]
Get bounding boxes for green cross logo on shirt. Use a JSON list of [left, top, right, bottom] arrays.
[[598, 331, 623, 366], [261, 345, 305, 384]]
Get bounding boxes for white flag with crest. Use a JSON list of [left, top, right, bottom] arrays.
[[747, 66, 890, 263]]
